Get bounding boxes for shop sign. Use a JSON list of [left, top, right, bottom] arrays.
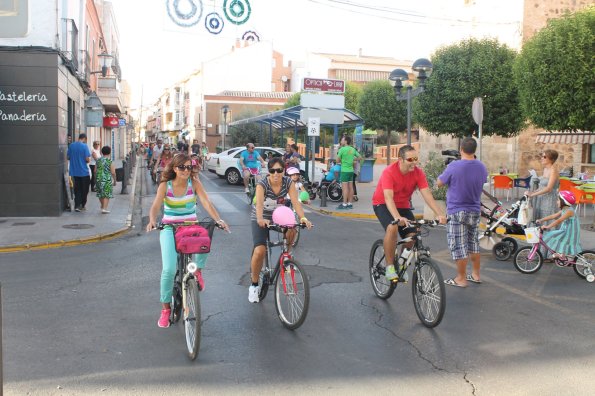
[[103, 116, 119, 128]]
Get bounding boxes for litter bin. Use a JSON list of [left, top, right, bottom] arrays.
[[115, 167, 124, 182], [358, 158, 376, 183]]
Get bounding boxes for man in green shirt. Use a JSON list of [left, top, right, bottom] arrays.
[[336, 135, 361, 209]]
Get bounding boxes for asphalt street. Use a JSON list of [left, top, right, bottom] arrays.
[[1, 169, 594, 395]]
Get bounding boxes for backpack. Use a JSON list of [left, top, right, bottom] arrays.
[[174, 225, 211, 254]]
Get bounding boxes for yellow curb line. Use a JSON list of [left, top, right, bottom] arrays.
[[0, 227, 131, 253], [305, 204, 423, 220]]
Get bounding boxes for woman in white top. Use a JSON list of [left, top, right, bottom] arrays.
[[90, 141, 101, 192]]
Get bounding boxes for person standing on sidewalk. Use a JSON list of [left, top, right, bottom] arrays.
[[372, 145, 447, 281], [437, 137, 488, 288], [95, 145, 117, 214], [67, 133, 91, 212], [90, 141, 101, 192], [336, 135, 361, 210]]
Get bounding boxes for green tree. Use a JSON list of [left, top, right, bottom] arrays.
[[284, 92, 301, 108], [357, 80, 406, 132], [229, 109, 265, 146], [416, 38, 524, 138], [514, 6, 595, 131]]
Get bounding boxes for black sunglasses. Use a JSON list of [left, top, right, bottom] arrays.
[[268, 168, 284, 174], [177, 165, 194, 171]]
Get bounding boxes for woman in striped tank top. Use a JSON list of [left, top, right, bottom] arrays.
[[147, 153, 230, 328]]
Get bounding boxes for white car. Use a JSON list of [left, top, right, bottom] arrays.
[[207, 147, 242, 174], [214, 146, 324, 185]]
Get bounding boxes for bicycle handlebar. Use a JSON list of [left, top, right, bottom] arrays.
[[267, 223, 310, 232], [390, 219, 442, 227], [155, 219, 226, 231]]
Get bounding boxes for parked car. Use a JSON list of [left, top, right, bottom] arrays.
[[215, 146, 324, 185], [207, 147, 242, 174]]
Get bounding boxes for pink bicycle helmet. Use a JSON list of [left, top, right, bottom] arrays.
[[559, 190, 576, 206], [272, 206, 297, 226], [286, 167, 300, 175]]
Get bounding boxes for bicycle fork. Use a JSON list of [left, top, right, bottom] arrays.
[[279, 252, 297, 294], [182, 261, 198, 319]]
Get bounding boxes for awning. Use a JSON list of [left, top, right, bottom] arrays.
[[228, 105, 363, 129], [535, 132, 595, 144]]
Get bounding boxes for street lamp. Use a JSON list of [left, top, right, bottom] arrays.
[[221, 105, 229, 151], [389, 58, 433, 145], [91, 51, 114, 77]]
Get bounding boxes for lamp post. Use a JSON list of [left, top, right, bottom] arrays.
[[221, 105, 229, 151], [389, 58, 433, 145], [91, 51, 113, 77]]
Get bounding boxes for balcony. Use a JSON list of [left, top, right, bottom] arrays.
[[61, 19, 79, 73], [97, 77, 123, 113]]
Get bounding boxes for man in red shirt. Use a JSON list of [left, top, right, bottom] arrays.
[[372, 145, 447, 281]]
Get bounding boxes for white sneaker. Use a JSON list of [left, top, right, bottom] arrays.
[[245, 187, 250, 193], [248, 285, 260, 303]]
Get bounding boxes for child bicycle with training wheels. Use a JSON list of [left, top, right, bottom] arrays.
[[513, 190, 595, 282], [146, 153, 230, 329]]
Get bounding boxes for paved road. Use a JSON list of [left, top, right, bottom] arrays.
[[1, 170, 594, 395]]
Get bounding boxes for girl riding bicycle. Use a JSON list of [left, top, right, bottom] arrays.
[[536, 190, 582, 260], [146, 153, 230, 328]]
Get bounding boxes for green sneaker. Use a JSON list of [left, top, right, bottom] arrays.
[[385, 265, 398, 281]]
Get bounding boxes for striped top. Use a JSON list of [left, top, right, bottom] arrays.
[[250, 176, 292, 220], [162, 179, 197, 224]]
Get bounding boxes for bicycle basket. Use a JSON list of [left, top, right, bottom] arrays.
[[174, 224, 213, 254], [523, 227, 540, 243]]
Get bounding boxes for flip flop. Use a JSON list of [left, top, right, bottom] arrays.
[[444, 278, 467, 288], [466, 274, 482, 284]]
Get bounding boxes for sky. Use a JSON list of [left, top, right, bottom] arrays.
[[110, 0, 523, 108]]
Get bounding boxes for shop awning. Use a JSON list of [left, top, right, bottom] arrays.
[[228, 105, 363, 129], [535, 132, 595, 144]]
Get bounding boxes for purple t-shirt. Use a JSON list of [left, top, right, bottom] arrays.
[[438, 159, 487, 214]]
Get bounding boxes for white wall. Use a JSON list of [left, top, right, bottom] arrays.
[[290, 53, 331, 92], [202, 42, 273, 94]]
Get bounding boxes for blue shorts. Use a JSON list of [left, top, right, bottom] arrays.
[[446, 211, 481, 260]]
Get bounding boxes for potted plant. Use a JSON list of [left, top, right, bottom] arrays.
[[421, 152, 448, 219]]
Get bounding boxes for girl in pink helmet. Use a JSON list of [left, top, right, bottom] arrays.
[[536, 190, 582, 259]]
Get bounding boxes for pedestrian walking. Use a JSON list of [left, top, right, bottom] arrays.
[[437, 137, 488, 288], [95, 146, 117, 214], [336, 135, 361, 210], [67, 133, 91, 212], [90, 141, 101, 192]]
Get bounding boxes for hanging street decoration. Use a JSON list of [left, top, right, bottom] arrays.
[[223, 0, 251, 25], [241, 30, 260, 42], [205, 12, 224, 34], [166, 0, 204, 27]]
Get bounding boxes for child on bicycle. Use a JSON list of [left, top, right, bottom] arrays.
[[536, 190, 582, 260], [286, 167, 309, 204], [146, 153, 230, 328]]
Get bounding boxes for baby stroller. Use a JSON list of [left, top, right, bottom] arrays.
[[478, 190, 529, 261]]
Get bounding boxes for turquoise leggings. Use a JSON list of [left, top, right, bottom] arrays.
[[160, 227, 208, 303]]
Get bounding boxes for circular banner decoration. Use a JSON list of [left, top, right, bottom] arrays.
[[242, 30, 260, 42], [166, 0, 203, 27], [205, 12, 224, 34], [223, 0, 251, 25]]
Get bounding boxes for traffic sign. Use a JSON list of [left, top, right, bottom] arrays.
[[300, 93, 345, 109], [472, 97, 483, 125], [307, 117, 320, 137]]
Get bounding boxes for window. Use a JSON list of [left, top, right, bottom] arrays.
[[590, 145, 595, 164]]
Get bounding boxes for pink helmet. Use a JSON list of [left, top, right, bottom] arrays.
[[286, 167, 300, 175], [272, 206, 297, 227], [559, 190, 576, 206]]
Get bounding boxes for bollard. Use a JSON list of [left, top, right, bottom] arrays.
[[120, 159, 128, 194], [320, 184, 327, 207]]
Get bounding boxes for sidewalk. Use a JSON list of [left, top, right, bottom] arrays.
[[0, 159, 139, 253]]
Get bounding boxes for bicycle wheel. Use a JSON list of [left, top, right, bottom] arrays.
[[369, 239, 396, 299], [171, 280, 183, 324], [493, 241, 512, 261], [326, 182, 343, 202], [574, 250, 595, 282], [411, 257, 446, 328], [513, 246, 543, 274], [184, 280, 201, 360], [247, 177, 256, 205], [258, 254, 270, 301], [274, 259, 310, 330], [502, 237, 518, 256]]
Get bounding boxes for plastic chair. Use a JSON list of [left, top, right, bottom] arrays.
[[559, 178, 579, 192], [513, 175, 532, 198], [492, 175, 513, 201], [578, 189, 595, 217]]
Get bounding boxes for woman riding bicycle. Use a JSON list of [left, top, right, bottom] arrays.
[[248, 157, 312, 303], [146, 153, 230, 328]]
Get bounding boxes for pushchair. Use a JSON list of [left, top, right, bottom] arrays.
[[478, 190, 529, 261]]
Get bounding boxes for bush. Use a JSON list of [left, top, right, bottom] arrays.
[[421, 152, 448, 201]]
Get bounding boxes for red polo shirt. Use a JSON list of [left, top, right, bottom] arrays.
[[372, 161, 429, 208]]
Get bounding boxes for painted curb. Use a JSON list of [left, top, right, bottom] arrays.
[[0, 159, 140, 253]]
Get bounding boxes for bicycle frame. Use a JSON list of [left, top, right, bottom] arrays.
[[526, 231, 576, 266], [264, 226, 299, 293]]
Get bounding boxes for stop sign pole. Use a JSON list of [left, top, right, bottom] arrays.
[[472, 97, 483, 161]]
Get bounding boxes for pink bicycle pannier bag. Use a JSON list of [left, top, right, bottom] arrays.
[[175, 225, 211, 254]]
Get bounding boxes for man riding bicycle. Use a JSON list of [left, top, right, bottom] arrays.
[[240, 143, 266, 193], [372, 145, 447, 281]]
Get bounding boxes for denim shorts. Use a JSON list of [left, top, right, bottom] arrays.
[[446, 211, 481, 260]]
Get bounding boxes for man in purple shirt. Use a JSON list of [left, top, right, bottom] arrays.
[[437, 137, 488, 287]]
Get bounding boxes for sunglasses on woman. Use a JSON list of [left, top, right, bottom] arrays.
[[176, 165, 194, 171], [268, 168, 284, 174]]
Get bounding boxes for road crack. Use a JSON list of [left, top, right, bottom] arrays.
[[201, 311, 224, 325], [361, 298, 477, 394]]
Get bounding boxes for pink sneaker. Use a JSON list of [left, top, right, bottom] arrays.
[[194, 270, 205, 291], [157, 308, 171, 328]]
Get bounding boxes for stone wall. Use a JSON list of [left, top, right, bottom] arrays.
[[522, 0, 593, 42]]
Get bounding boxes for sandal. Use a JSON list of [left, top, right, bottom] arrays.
[[444, 278, 467, 288], [466, 274, 482, 284]]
